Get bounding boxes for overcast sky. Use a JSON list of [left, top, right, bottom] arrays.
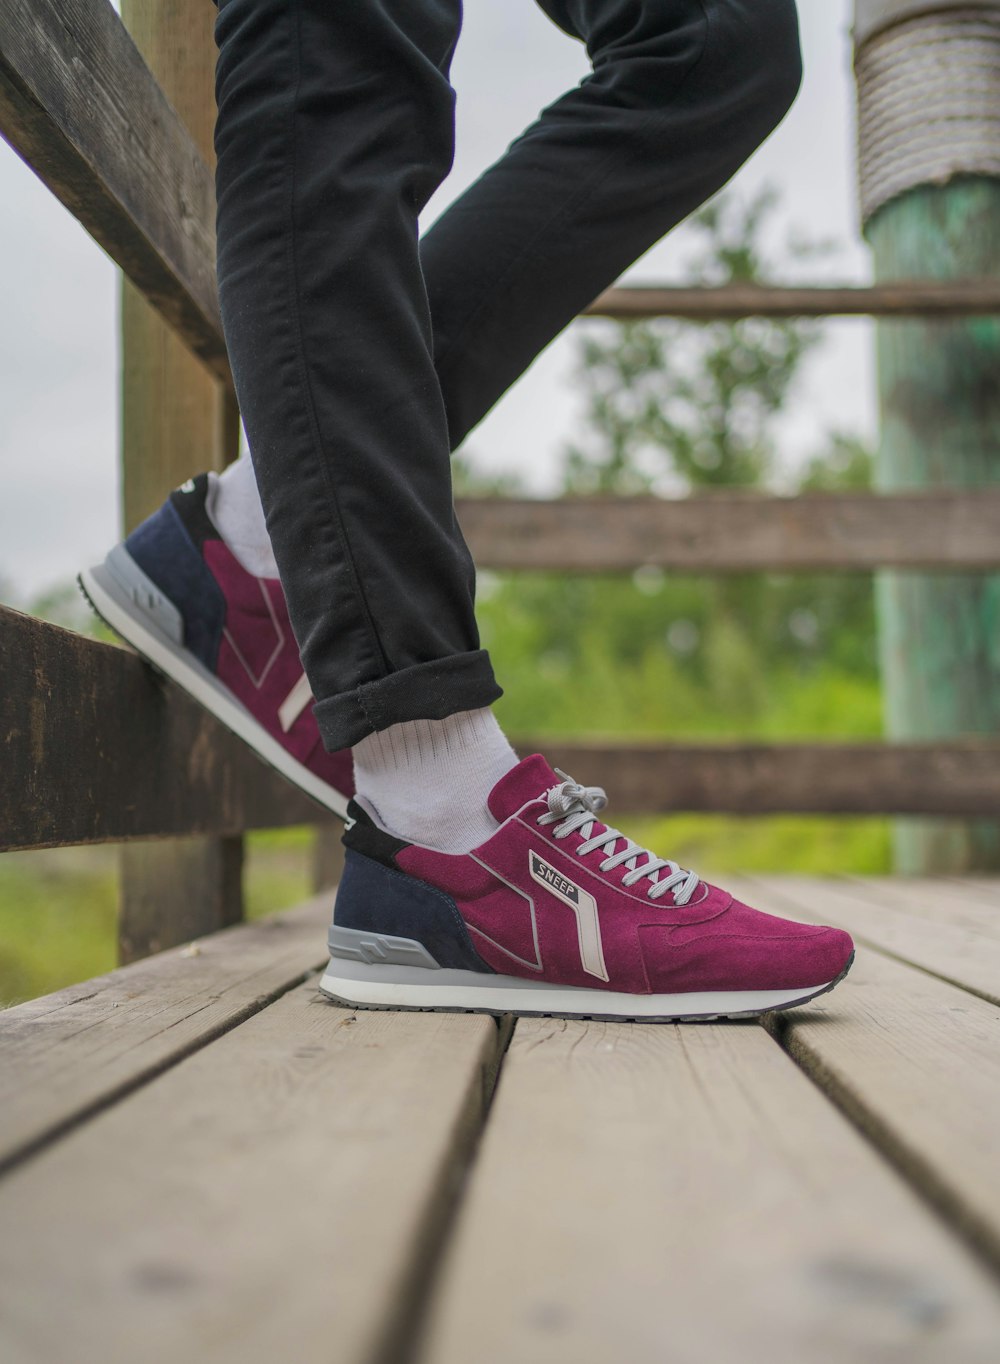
[[0, 0, 875, 604]]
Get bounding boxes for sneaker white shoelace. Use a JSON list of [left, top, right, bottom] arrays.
[[536, 774, 701, 905]]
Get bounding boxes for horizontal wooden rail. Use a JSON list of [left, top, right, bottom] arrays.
[[2, 606, 322, 851], [458, 490, 1000, 572], [0, 0, 228, 381], [524, 740, 1000, 817], [586, 281, 1000, 319], [6, 603, 997, 850]]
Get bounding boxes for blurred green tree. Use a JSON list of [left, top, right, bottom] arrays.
[[562, 187, 827, 495], [467, 189, 878, 739]]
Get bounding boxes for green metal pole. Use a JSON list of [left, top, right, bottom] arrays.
[[855, 1, 1000, 872]]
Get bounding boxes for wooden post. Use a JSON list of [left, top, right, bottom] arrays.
[[118, 0, 244, 960], [313, 825, 346, 892], [855, 1, 1000, 872]]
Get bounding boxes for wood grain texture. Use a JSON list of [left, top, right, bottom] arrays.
[[0, 0, 228, 379], [517, 738, 1000, 816], [119, 0, 234, 529], [420, 1017, 1000, 1363], [457, 490, 1000, 571], [312, 823, 346, 891], [7, 611, 1000, 845], [772, 949, 1000, 1274], [844, 875, 1000, 935], [0, 898, 330, 1174], [0, 988, 502, 1364], [117, 0, 245, 958], [585, 280, 1000, 319], [734, 874, 1000, 1007], [1, 605, 322, 850], [935, 876, 1000, 913], [119, 835, 244, 964]]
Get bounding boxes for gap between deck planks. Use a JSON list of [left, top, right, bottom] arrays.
[[772, 950, 1000, 1277], [418, 1014, 1000, 1364], [0, 980, 506, 1364], [0, 898, 332, 1172], [728, 877, 1000, 1275]]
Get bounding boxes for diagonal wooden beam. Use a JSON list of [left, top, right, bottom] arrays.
[[0, 0, 228, 381]]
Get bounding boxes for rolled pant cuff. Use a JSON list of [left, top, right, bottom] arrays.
[[312, 650, 503, 751]]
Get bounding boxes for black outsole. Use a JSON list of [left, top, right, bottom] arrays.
[[318, 949, 856, 1024]]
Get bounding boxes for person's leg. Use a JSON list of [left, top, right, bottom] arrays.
[[215, 0, 801, 591], [93, 0, 801, 849], [349, 0, 803, 847], [424, 0, 802, 447], [217, 0, 800, 481], [213, 0, 501, 756]]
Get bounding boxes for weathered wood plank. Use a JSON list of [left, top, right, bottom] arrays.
[[736, 875, 1000, 1007], [1, 605, 321, 850], [0, 988, 502, 1364], [586, 280, 1000, 319], [8, 615, 1000, 849], [936, 877, 1000, 913], [119, 835, 245, 963], [0, 0, 228, 379], [773, 949, 1000, 1274], [0, 898, 330, 1174], [522, 739, 1000, 817], [420, 1017, 1000, 1363], [118, 0, 236, 532], [844, 876, 1000, 937], [458, 490, 1000, 572], [117, 0, 245, 960], [313, 822, 346, 891]]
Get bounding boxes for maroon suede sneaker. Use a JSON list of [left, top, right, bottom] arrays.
[[80, 474, 353, 816], [320, 753, 854, 1020]]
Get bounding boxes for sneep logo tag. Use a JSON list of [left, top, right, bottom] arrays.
[[528, 851, 609, 982]]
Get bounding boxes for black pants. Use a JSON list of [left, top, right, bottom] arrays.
[[213, 0, 801, 750]]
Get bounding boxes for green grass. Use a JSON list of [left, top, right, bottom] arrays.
[[0, 847, 118, 1008], [621, 812, 890, 879], [0, 830, 318, 1009]]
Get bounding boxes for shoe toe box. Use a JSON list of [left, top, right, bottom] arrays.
[[640, 896, 855, 994]]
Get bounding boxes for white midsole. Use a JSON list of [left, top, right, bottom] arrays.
[[318, 968, 833, 1020], [80, 560, 349, 819]]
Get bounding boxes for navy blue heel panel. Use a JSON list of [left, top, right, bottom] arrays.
[[124, 500, 226, 672], [333, 849, 494, 974]]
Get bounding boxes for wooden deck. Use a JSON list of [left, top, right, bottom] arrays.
[[0, 877, 997, 1363]]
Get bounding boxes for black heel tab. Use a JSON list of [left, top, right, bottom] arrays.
[[169, 474, 219, 550], [343, 798, 410, 869]]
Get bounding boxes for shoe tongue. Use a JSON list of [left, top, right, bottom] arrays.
[[488, 754, 562, 822]]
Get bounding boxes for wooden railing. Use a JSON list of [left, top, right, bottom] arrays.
[[3, 0, 999, 966]]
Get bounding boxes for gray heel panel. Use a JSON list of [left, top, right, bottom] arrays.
[[327, 924, 441, 970], [104, 544, 184, 645]]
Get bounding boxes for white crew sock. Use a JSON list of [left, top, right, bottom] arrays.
[[352, 708, 518, 853], [206, 454, 279, 579]]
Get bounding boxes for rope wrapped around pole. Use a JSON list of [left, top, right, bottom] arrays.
[[855, 2, 1000, 223]]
